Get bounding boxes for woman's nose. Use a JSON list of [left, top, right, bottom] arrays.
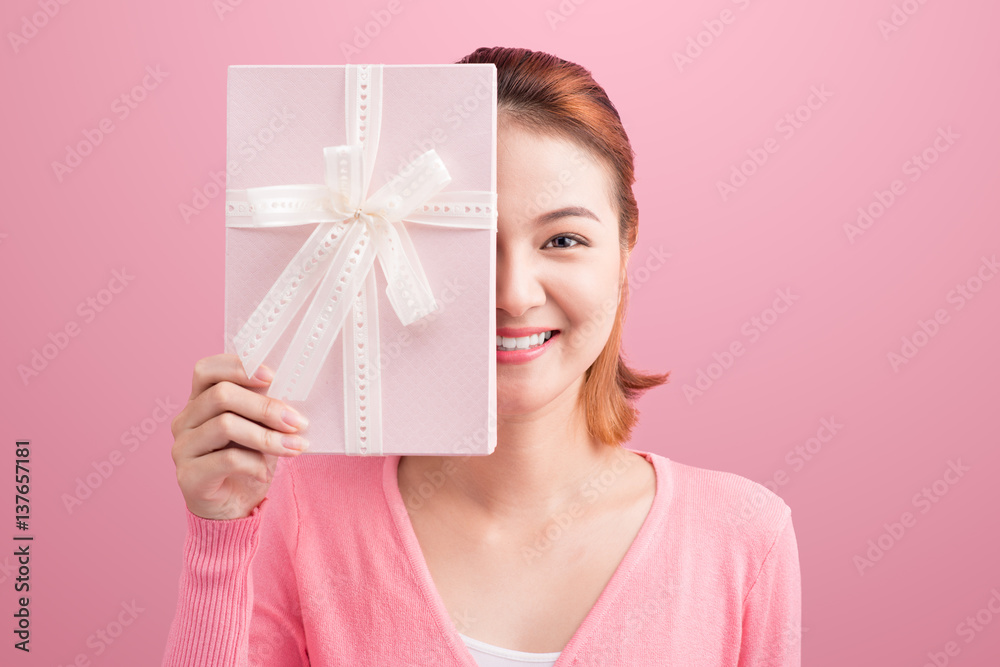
[[496, 248, 546, 318]]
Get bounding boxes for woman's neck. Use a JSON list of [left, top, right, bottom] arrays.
[[399, 382, 630, 525]]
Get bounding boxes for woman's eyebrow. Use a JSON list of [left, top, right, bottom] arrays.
[[535, 206, 601, 225]]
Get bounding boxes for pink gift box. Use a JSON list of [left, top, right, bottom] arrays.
[[223, 64, 497, 455]]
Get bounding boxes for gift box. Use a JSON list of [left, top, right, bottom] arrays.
[[223, 64, 497, 455]]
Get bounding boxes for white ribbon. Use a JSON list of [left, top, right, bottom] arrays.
[[224, 64, 496, 455]]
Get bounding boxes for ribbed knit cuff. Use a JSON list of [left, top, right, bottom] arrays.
[[183, 498, 268, 581], [161, 499, 271, 666]]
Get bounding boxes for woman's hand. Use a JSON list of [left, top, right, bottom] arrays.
[[170, 353, 310, 520]]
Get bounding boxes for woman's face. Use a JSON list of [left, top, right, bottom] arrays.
[[496, 121, 623, 416]]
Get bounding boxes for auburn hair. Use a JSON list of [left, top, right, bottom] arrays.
[[456, 46, 670, 447]]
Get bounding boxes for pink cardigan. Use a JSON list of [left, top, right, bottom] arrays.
[[161, 449, 801, 665]]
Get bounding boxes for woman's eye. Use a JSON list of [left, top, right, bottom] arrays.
[[545, 235, 585, 249]]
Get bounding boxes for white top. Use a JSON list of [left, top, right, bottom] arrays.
[[459, 632, 561, 667]]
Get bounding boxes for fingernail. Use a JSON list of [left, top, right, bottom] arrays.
[[254, 366, 274, 382], [282, 435, 309, 451], [282, 408, 309, 430]]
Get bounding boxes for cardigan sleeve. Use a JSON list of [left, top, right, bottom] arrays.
[[737, 512, 802, 667], [161, 459, 309, 666]]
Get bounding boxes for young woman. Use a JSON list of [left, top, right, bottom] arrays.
[[163, 47, 801, 666]]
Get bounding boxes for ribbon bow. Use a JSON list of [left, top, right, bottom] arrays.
[[224, 64, 496, 455]]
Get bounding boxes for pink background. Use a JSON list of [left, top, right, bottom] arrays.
[[2, 0, 997, 664]]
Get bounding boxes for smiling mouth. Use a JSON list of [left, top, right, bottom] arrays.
[[496, 330, 558, 351]]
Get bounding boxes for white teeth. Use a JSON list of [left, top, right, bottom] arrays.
[[496, 331, 555, 351]]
